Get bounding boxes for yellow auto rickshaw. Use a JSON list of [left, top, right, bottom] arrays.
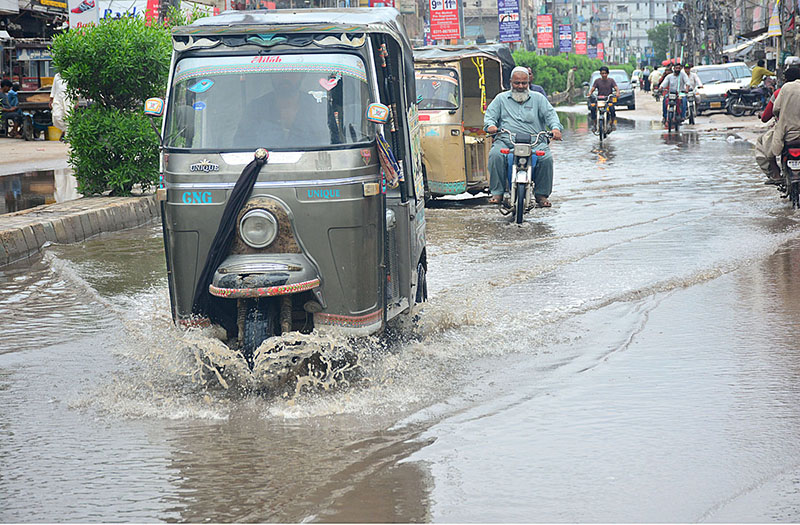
[[413, 44, 514, 199]]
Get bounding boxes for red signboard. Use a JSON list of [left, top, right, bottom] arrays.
[[370, 0, 395, 5], [597, 42, 605, 60], [144, 0, 158, 21], [574, 31, 587, 55], [536, 14, 553, 49], [429, 0, 460, 40]]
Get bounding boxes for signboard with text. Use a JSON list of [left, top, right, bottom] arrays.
[[597, 42, 604, 60], [497, 0, 521, 43], [429, 0, 460, 40], [587, 45, 597, 59], [536, 14, 553, 48], [558, 24, 572, 53], [369, 0, 395, 7], [575, 31, 587, 54]]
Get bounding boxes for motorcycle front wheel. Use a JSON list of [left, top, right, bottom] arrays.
[[727, 97, 745, 117], [598, 114, 606, 142], [667, 110, 673, 132], [689, 105, 695, 125], [515, 182, 526, 224], [242, 297, 279, 368]]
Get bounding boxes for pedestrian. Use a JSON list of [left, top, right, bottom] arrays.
[[49, 71, 73, 140], [642, 67, 651, 92], [566, 65, 577, 104], [1, 79, 23, 138]]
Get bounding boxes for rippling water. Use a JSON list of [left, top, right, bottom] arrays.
[[2, 121, 800, 522]]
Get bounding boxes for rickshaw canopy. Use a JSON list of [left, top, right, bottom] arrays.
[[413, 43, 515, 90]]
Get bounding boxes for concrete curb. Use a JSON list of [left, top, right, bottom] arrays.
[[0, 195, 159, 267]]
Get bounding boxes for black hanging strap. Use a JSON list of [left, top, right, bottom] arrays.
[[191, 148, 269, 324]]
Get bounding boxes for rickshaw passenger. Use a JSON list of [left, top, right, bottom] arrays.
[[484, 67, 563, 207]]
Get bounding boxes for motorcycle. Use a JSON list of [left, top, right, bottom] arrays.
[[780, 141, 800, 208], [726, 79, 775, 117], [588, 94, 614, 143], [685, 89, 697, 125], [494, 129, 552, 224], [666, 92, 682, 133]]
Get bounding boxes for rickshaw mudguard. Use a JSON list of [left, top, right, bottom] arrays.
[[208, 253, 321, 299]]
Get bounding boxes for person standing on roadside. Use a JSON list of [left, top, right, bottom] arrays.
[[49, 72, 72, 140], [566, 65, 577, 104]]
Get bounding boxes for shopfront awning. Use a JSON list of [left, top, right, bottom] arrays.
[[723, 31, 770, 55]]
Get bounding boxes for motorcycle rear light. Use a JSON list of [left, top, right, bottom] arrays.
[[500, 148, 510, 154], [789, 148, 800, 157], [535, 151, 545, 156]]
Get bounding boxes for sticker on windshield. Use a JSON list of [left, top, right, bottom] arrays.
[[432, 81, 441, 90], [193, 101, 206, 111], [188, 79, 214, 93], [319, 73, 342, 91], [308, 91, 327, 103]]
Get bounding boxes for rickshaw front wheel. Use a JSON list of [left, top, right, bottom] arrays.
[[415, 262, 428, 303], [241, 297, 279, 368]]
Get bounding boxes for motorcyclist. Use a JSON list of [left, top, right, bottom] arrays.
[[759, 64, 800, 182], [685, 63, 703, 91], [484, 67, 563, 207], [659, 62, 689, 125], [587, 66, 620, 131]]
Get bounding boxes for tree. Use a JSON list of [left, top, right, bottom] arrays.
[[647, 23, 673, 62]]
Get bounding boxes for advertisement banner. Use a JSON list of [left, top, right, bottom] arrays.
[[574, 31, 587, 55], [536, 14, 553, 48], [558, 24, 572, 53], [587, 45, 597, 59], [369, 0, 394, 6], [497, 0, 521, 43], [429, 0, 460, 40], [597, 42, 604, 60], [68, 0, 99, 27]]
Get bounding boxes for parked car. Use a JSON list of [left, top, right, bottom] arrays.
[[693, 63, 751, 114], [586, 69, 636, 110]]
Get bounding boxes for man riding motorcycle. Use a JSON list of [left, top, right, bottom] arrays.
[[659, 62, 689, 125], [587, 66, 620, 131], [484, 66, 563, 207], [758, 63, 800, 182]]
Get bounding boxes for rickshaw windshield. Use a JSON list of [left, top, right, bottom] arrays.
[[415, 68, 460, 110], [166, 53, 372, 150]]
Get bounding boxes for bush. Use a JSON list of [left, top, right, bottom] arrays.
[[512, 52, 637, 94], [50, 16, 171, 195], [67, 105, 160, 196]]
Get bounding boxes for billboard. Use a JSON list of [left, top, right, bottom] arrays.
[[597, 42, 604, 60], [68, 0, 99, 27], [429, 0, 460, 40], [536, 14, 553, 48], [587, 45, 597, 59], [575, 31, 587, 55], [497, 0, 521, 43], [558, 24, 572, 53]]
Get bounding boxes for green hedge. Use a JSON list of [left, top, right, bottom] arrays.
[[512, 52, 636, 94]]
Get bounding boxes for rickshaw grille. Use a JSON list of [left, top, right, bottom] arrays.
[[386, 228, 400, 300]]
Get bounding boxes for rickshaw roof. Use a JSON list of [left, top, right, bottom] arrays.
[[173, 7, 410, 44], [413, 44, 515, 69]]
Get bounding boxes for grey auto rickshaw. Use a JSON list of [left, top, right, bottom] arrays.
[[413, 44, 514, 199], [146, 8, 427, 369]]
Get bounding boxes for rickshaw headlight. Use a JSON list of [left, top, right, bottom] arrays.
[[239, 209, 278, 249]]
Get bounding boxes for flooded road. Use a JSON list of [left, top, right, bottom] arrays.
[[3, 119, 800, 522]]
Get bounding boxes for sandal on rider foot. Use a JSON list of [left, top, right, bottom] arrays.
[[488, 195, 503, 204], [535, 196, 552, 208]]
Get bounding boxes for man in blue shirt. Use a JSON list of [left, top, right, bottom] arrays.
[[485, 67, 563, 207], [1, 79, 23, 137]]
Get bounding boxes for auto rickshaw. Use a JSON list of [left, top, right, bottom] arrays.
[[413, 44, 514, 199], [145, 8, 427, 369]]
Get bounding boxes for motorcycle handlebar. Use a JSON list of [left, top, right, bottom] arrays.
[[492, 129, 553, 146]]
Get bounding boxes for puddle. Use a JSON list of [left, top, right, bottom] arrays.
[[0, 168, 80, 214]]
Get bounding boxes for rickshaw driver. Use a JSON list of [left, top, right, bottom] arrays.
[[234, 75, 309, 147], [485, 66, 563, 207]]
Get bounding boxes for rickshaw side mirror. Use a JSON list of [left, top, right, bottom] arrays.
[[366, 103, 390, 124], [144, 97, 164, 146], [144, 97, 164, 117], [582, 82, 589, 87]]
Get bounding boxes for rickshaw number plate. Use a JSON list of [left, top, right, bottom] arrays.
[[710, 102, 722, 108], [787, 160, 800, 170]]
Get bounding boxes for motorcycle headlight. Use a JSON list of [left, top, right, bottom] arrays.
[[239, 209, 278, 249]]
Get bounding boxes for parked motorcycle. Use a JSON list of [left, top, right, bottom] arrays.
[[780, 141, 800, 208], [726, 79, 775, 117], [666, 92, 682, 133], [495, 129, 552, 224]]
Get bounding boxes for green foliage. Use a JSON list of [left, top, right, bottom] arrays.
[[51, 16, 171, 109], [67, 104, 160, 196], [647, 23, 673, 62], [512, 52, 634, 94]]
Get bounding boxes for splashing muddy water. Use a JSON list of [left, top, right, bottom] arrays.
[[3, 123, 800, 522]]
